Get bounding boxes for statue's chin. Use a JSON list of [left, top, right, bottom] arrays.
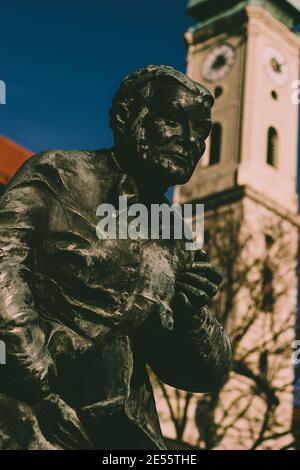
[[134, 151, 194, 187], [161, 169, 192, 187], [171, 173, 192, 186], [165, 161, 194, 183]]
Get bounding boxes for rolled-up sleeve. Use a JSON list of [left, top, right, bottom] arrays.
[[143, 306, 231, 393]]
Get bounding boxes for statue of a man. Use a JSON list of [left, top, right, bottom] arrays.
[[0, 65, 231, 450]]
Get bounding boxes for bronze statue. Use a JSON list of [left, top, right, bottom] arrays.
[[0, 65, 231, 450]]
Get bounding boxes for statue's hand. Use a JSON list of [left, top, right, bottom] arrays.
[[36, 393, 93, 450], [173, 250, 222, 331]]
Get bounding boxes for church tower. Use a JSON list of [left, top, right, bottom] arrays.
[[160, 0, 300, 449], [176, 0, 300, 212]]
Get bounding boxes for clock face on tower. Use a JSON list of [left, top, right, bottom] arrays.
[[202, 44, 235, 82], [262, 46, 288, 86]]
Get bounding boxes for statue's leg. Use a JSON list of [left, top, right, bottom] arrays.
[[0, 393, 57, 450]]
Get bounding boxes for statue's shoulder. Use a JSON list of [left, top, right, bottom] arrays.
[[6, 149, 119, 192], [17, 148, 115, 174]]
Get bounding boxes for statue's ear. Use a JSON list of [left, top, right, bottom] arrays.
[[203, 94, 214, 110], [112, 103, 130, 135]]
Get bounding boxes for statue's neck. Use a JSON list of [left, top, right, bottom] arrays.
[[111, 149, 169, 202]]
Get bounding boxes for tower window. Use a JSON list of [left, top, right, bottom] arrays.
[[267, 127, 278, 168], [265, 234, 274, 249], [214, 86, 223, 99], [271, 90, 278, 100], [262, 264, 274, 312], [209, 123, 222, 166]]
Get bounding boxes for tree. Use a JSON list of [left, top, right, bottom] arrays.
[[153, 198, 298, 450]]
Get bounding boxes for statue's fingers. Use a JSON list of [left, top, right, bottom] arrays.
[[187, 262, 223, 284], [178, 272, 218, 297], [173, 292, 198, 328], [41, 421, 81, 450], [176, 291, 187, 304], [175, 291, 193, 309], [55, 420, 92, 450], [48, 433, 73, 450], [63, 414, 93, 447], [55, 424, 82, 450], [176, 282, 210, 307], [194, 249, 209, 262]]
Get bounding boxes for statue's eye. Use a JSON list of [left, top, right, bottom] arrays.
[[203, 96, 214, 109], [165, 118, 178, 127]]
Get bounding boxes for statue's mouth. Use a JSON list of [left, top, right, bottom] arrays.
[[172, 154, 189, 163], [162, 150, 188, 161], [162, 153, 190, 169]]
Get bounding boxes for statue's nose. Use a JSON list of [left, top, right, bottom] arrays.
[[188, 129, 197, 148], [187, 121, 198, 145]]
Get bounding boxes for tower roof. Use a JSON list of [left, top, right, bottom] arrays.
[[187, 0, 300, 26], [0, 136, 32, 186]]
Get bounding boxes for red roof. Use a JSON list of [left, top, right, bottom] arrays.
[[0, 135, 32, 186]]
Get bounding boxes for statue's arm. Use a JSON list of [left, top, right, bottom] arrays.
[[0, 180, 93, 448], [145, 307, 231, 392], [144, 306, 231, 393], [0, 182, 55, 402], [144, 253, 232, 392]]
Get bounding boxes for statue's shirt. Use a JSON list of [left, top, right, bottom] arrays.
[[4, 149, 192, 449]]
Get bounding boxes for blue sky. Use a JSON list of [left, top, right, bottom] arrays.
[[0, 0, 193, 153]]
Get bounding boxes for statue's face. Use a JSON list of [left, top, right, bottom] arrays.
[[119, 82, 213, 187]]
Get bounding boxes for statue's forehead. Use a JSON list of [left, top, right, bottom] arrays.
[[171, 86, 209, 112], [177, 89, 205, 106], [152, 81, 207, 107]]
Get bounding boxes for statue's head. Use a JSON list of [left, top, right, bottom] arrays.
[[110, 65, 214, 189]]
